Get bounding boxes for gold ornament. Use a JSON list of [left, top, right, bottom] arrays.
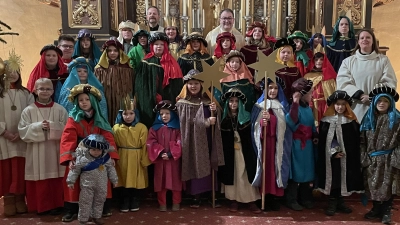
[[194, 57, 230, 91], [248, 49, 286, 84]]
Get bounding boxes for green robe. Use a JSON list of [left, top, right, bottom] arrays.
[[221, 79, 256, 113], [128, 45, 147, 70], [134, 56, 184, 128]]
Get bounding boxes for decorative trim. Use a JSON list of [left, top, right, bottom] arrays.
[[332, 0, 366, 29], [67, 0, 102, 29], [136, 0, 146, 25], [288, 0, 297, 33], [111, 0, 127, 32]]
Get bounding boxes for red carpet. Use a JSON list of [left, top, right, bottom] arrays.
[[0, 198, 399, 224]]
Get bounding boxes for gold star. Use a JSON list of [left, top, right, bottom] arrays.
[[248, 49, 286, 84], [195, 57, 229, 91]]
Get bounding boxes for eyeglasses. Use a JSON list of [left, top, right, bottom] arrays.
[[60, 45, 74, 49], [220, 17, 234, 21], [37, 88, 53, 92]]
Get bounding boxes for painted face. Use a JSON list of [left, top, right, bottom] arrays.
[[334, 99, 347, 114], [107, 46, 119, 61], [89, 148, 102, 158], [138, 35, 148, 46], [314, 57, 323, 69], [279, 47, 293, 63], [301, 90, 312, 103], [45, 50, 58, 68], [187, 79, 201, 96], [376, 97, 390, 113], [221, 38, 231, 49], [122, 110, 135, 124], [80, 37, 91, 49], [58, 40, 74, 59], [78, 93, 92, 111], [293, 39, 303, 51], [165, 27, 177, 40], [229, 96, 239, 112], [190, 40, 201, 51], [358, 31, 373, 51], [153, 40, 165, 56], [159, 108, 171, 123], [7, 71, 20, 83], [228, 56, 241, 71], [77, 67, 88, 83], [267, 82, 279, 99], [339, 18, 349, 35], [252, 27, 263, 40], [121, 28, 133, 41], [34, 82, 54, 102], [220, 11, 234, 31], [147, 7, 160, 24]]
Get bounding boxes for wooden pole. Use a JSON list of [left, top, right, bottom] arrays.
[[210, 81, 216, 208], [261, 72, 268, 210]]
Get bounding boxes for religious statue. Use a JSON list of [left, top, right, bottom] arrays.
[[210, 0, 222, 28]]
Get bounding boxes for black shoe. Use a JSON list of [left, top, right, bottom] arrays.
[[365, 201, 383, 219], [49, 207, 64, 215], [336, 197, 352, 214], [286, 201, 303, 211], [208, 198, 222, 208], [62, 211, 78, 222], [130, 197, 140, 212], [325, 198, 337, 216], [381, 199, 393, 224], [301, 201, 314, 209], [190, 198, 201, 208], [120, 198, 129, 213], [36, 210, 50, 215]]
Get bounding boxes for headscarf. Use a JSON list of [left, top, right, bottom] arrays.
[[115, 109, 140, 127], [72, 29, 102, 69], [329, 16, 355, 47], [95, 39, 131, 69], [221, 53, 253, 84], [275, 46, 296, 67], [214, 32, 236, 59], [307, 52, 337, 80], [323, 90, 357, 121], [152, 110, 180, 131], [308, 33, 327, 50], [221, 90, 250, 125], [257, 78, 290, 113], [117, 20, 135, 45]]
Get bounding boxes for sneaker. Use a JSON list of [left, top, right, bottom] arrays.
[[190, 198, 201, 208], [120, 198, 129, 213], [92, 218, 105, 225], [62, 212, 78, 222], [159, 205, 167, 212], [102, 207, 112, 217], [172, 204, 180, 211], [130, 198, 140, 212]]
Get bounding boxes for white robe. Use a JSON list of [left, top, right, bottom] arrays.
[[18, 102, 68, 181], [337, 50, 397, 122], [205, 25, 245, 56], [0, 89, 34, 160]]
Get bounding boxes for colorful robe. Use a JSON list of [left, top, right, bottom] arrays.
[[178, 52, 214, 76], [276, 67, 302, 102], [240, 45, 273, 77], [326, 38, 356, 73]]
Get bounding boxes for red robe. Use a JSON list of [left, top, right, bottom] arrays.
[[275, 67, 302, 102], [146, 126, 183, 192], [240, 45, 273, 77], [60, 117, 118, 202]]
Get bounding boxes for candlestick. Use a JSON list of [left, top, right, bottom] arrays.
[[166, 0, 169, 17], [192, 9, 195, 27], [263, 0, 267, 17], [243, 15, 252, 31], [246, 0, 250, 17], [181, 15, 189, 39], [197, 9, 200, 28], [288, 0, 291, 16], [145, 0, 149, 14], [202, 9, 205, 28], [183, 0, 187, 16]]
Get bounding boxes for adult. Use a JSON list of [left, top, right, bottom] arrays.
[[326, 16, 356, 72], [147, 6, 164, 34], [117, 20, 136, 54], [205, 8, 245, 56], [164, 18, 184, 60], [57, 35, 75, 64], [134, 32, 183, 128], [127, 29, 151, 70], [72, 29, 102, 71], [27, 45, 68, 101], [336, 28, 397, 122]]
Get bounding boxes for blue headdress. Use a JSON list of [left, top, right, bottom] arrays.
[[151, 100, 180, 131], [257, 77, 289, 113], [115, 95, 140, 126], [308, 33, 327, 51], [72, 29, 102, 70]]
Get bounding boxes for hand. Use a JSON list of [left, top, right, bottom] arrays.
[[111, 159, 115, 167], [10, 133, 20, 142], [69, 160, 76, 170], [335, 152, 345, 159], [360, 94, 370, 104], [68, 184, 74, 190], [1, 130, 15, 141], [313, 138, 319, 145], [209, 102, 216, 112], [292, 92, 302, 104], [42, 120, 49, 130], [209, 117, 216, 125], [262, 111, 270, 126], [161, 153, 169, 160]]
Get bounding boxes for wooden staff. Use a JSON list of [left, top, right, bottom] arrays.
[[261, 72, 268, 210], [210, 81, 216, 208]]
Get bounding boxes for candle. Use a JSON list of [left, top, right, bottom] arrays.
[[197, 9, 200, 28], [202, 9, 205, 28], [166, 0, 169, 17], [263, 0, 267, 17], [183, 0, 187, 16], [192, 9, 195, 27], [145, 0, 149, 14], [246, 0, 250, 17], [288, 0, 291, 16]]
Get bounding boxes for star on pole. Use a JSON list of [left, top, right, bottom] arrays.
[[194, 57, 230, 91], [248, 49, 286, 84]]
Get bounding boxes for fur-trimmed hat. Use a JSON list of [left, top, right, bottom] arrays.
[[148, 32, 169, 44], [82, 134, 110, 150], [68, 84, 102, 103], [153, 100, 177, 112], [77, 29, 95, 39], [40, 44, 63, 56], [183, 69, 203, 83], [225, 50, 245, 63], [216, 32, 236, 43], [291, 78, 313, 96], [118, 20, 135, 31], [184, 32, 208, 47], [274, 38, 296, 51], [369, 84, 399, 102], [221, 88, 247, 104], [327, 90, 353, 106]]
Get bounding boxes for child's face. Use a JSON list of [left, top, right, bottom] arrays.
[[267, 82, 279, 99], [159, 108, 171, 123], [313, 36, 322, 47], [122, 110, 136, 124], [7, 71, 20, 83], [252, 27, 263, 40], [376, 97, 390, 114], [334, 99, 347, 114], [107, 46, 119, 61], [294, 39, 303, 51], [228, 97, 239, 112], [138, 35, 148, 46], [187, 80, 201, 96], [279, 47, 293, 62], [314, 57, 323, 69], [190, 40, 201, 51], [77, 67, 88, 83], [301, 90, 312, 103], [221, 38, 231, 49], [34, 82, 54, 102], [89, 148, 102, 158], [228, 57, 241, 71], [78, 93, 92, 111], [80, 37, 91, 49], [153, 40, 165, 56], [45, 50, 58, 68]]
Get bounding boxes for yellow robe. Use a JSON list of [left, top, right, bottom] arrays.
[[113, 122, 151, 189]]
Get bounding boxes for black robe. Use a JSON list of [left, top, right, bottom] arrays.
[[218, 117, 257, 185], [317, 117, 364, 195], [177, 52, 214, 75]]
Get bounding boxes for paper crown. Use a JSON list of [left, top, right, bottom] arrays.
[[220, 88, 247, 104], [313, 43, 325, 54], [120, 95, 136, 111], [164, 16, 178, 28], [1, 49, 24, 93], [68, 84, 102, 103], [311, 25, 326, 36]]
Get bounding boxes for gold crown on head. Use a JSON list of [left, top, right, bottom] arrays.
[[68, 84, 102, 103], [164, 16, 178, 28], [121, 95, 136, 111], [313, 43, 325, 54]]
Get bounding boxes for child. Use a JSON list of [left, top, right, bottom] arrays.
[[147, 100, 183, 212], [113, 96, 151, 212], [18, 78, 68, 214], [218, 88, 260, 213], [251, 77, 291, 211], [285, 78, 317, 211], [360, 85, 400, 224], [72, 29, 102, 70], [220, 50, 255, 112], [0, 53, 34, 216], [304, 51, 337, 128], [58, 57, 108, 118], [288, 31, 310, 76], [212, 32, 236, 71], [176, 69, 224, 208], [60, 84, 119, 222], [317, 90, 363, 216], [127, 29, 151, 70], [67, 134, 118, 225]]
